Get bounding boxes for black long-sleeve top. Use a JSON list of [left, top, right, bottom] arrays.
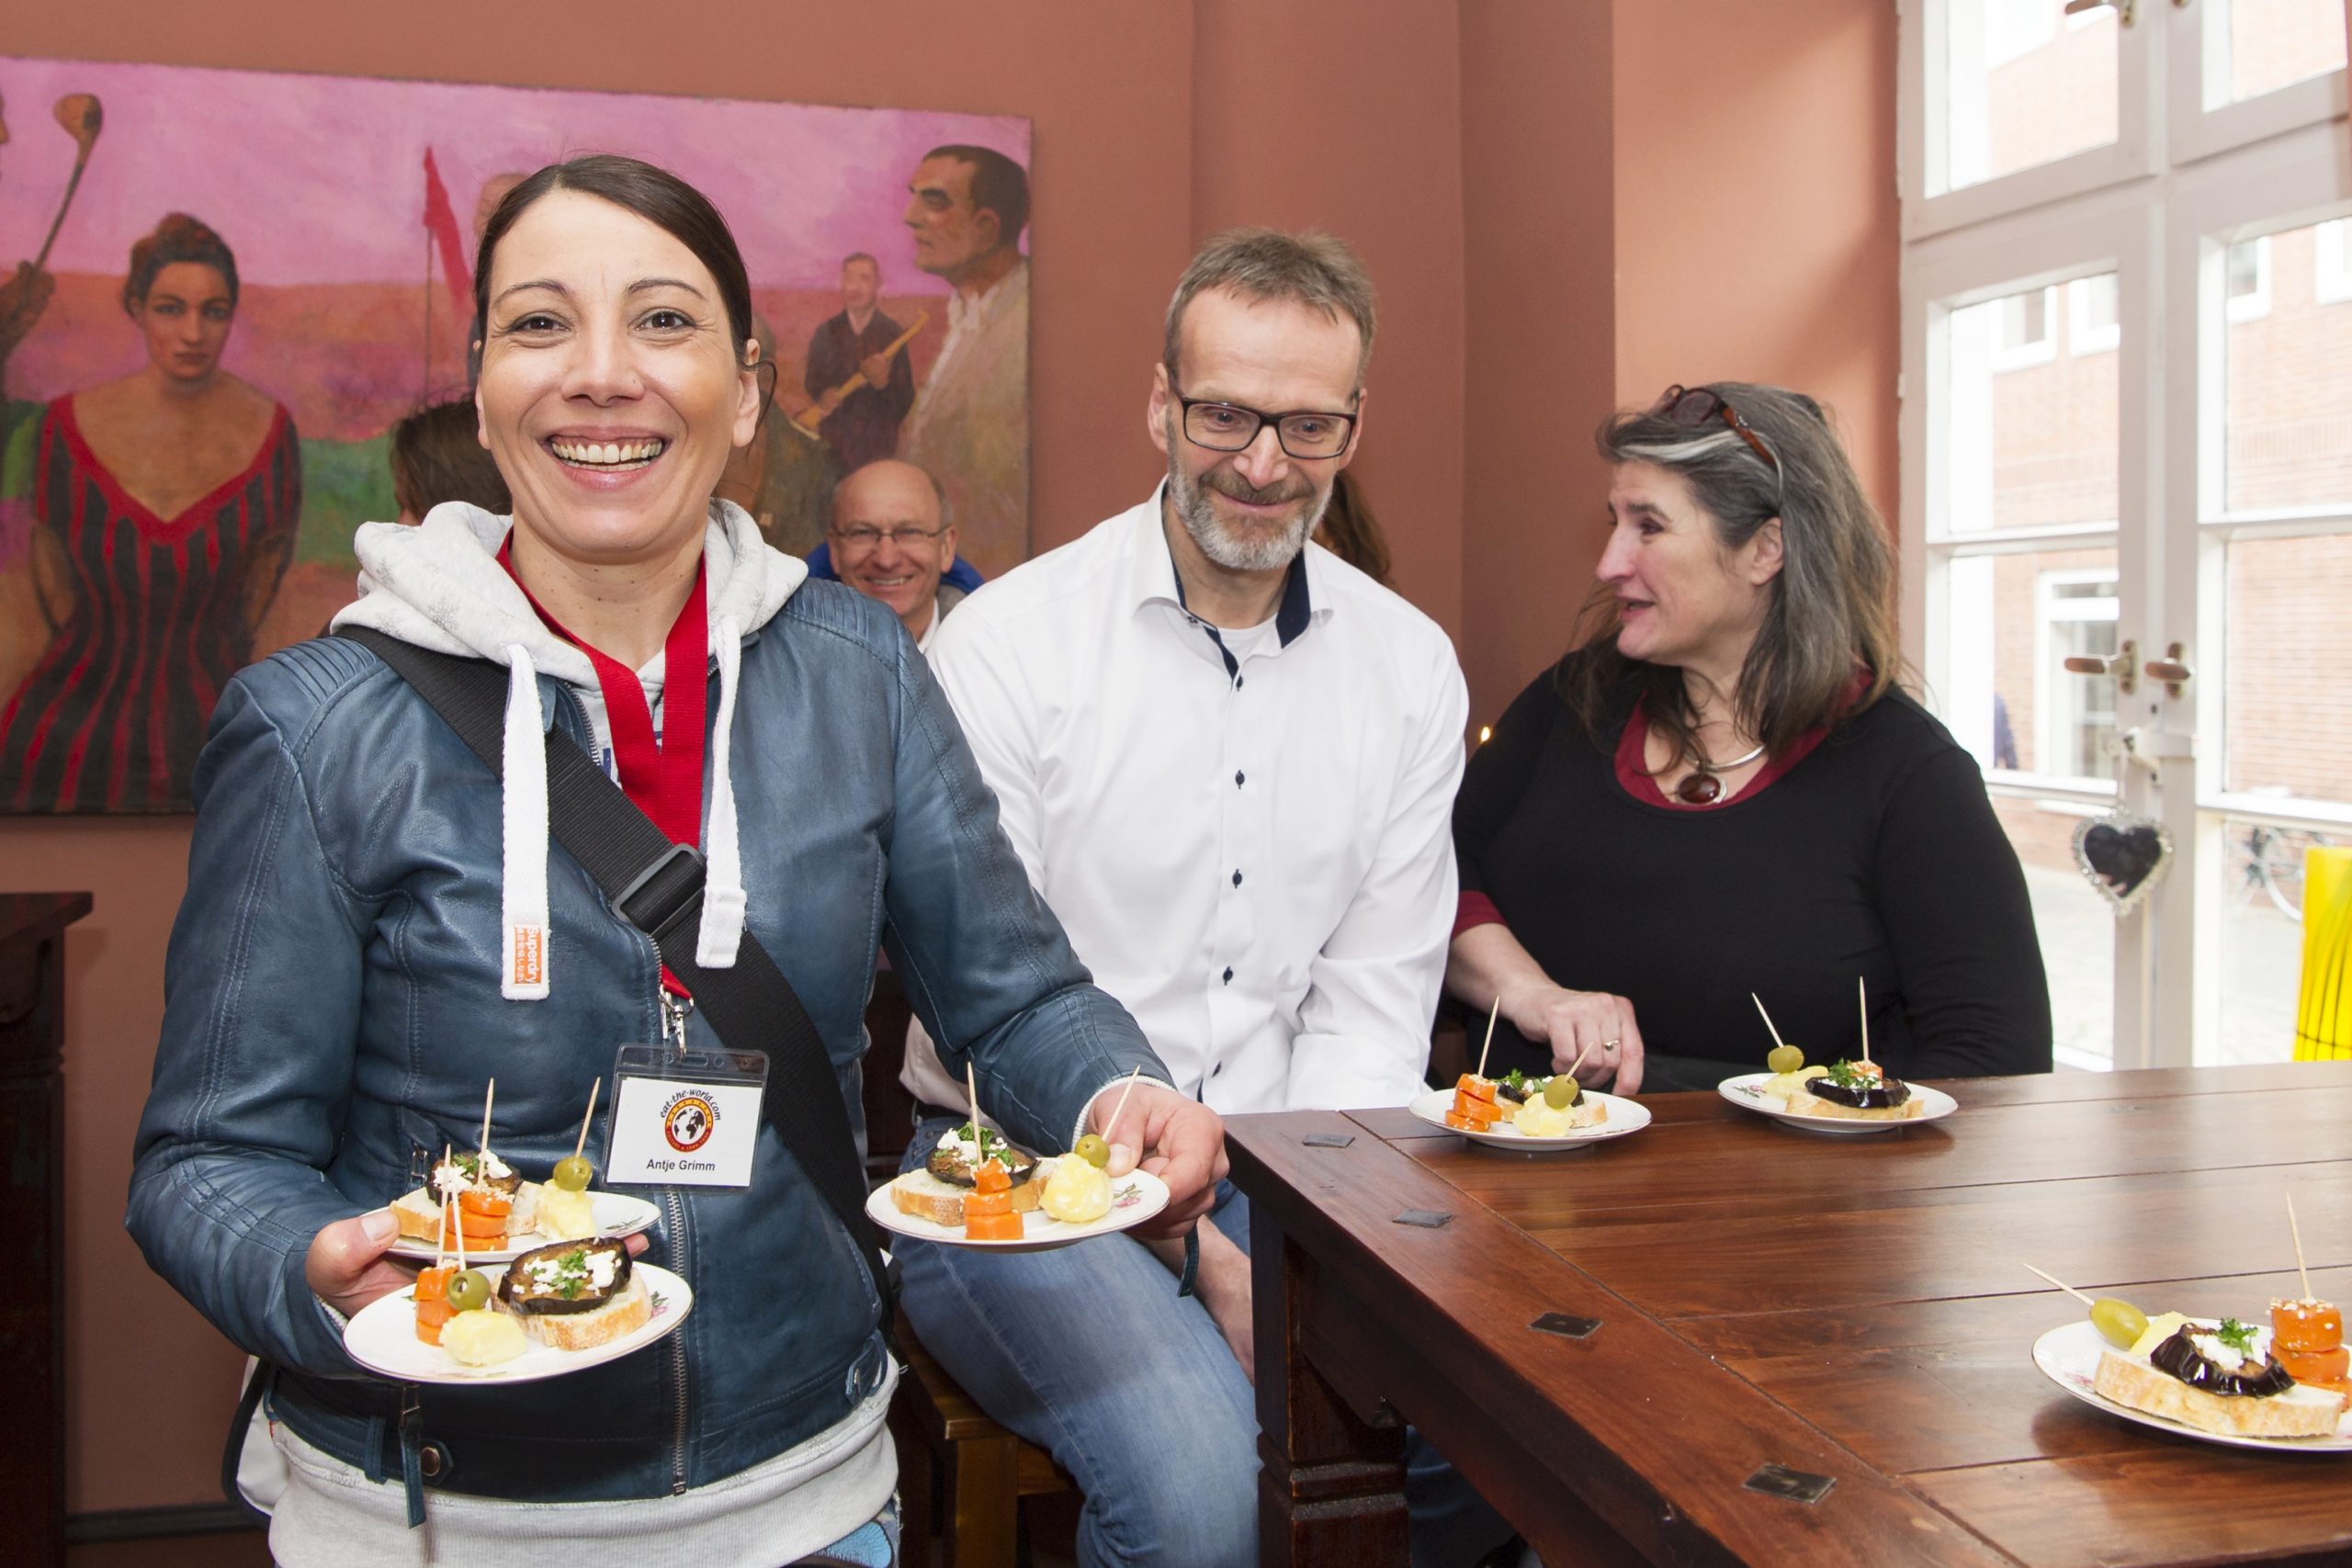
[[1453, 666, 2052, 1090]]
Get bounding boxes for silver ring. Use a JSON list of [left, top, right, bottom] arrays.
[[1602, 1038, 1621, 1051]]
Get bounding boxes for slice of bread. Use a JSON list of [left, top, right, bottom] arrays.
[[508, 1273, 650, 1351], [1786, 1088, 1926, 1121], [392, 1187, 447, 1241], [890, 1167, 1044, 1227], [2094, 1348, 2346, 1438]]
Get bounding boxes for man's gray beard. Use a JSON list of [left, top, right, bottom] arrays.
[[1168, 455, 1328, 573]]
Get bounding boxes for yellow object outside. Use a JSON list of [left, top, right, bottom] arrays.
[[2296, 846, 2352, 1061]]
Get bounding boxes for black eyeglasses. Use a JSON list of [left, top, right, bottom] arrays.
[[1169, 378, 1358, 460], [1650, 384, 1780, 476]]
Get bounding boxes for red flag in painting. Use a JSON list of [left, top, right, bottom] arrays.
[[422, 149, 473, 324]]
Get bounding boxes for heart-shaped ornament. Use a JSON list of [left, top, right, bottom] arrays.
[[2073, 812, 2175, 915]]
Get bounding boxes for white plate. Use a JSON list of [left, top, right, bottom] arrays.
[[1407, 1088, 1651, 1149], [344, 1261, 691, 1385], [2030, 1318, 2352, 1452], [866, 1166, 1170, 1252], [385, 1192, 661, 1265], [1717, 1072, 1958, 1134]]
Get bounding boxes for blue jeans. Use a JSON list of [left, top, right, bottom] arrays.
[[894, 1119, 1512, 1568]]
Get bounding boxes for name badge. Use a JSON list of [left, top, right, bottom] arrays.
[[606, 1042, 768, 1188]]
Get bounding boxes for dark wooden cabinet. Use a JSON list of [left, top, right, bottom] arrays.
[[0, 892, 92, 1568]]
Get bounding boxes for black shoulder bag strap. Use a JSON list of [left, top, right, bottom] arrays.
[[339, 627, 894, 1324]]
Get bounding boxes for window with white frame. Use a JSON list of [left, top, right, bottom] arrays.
[[2315, 219, 2352, 305], [2226, 235, 2272, 322], [2068, 273, 2120, 354], [1992, 285, 2059, 369], [1901, 0, 2350, 1070]]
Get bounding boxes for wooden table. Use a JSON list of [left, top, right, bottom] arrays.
[[1228, 1065, 2352, 1568]]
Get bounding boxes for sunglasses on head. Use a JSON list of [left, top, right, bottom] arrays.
[[1649, 384, 1780, 477]]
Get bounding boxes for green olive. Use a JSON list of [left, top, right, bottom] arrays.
[[1766, 1044, 1804, 1075], [1544, 1076, 1578, 1109], [2090, 1297, 2149, 1349], [551, 1155, 594, 1192], [1074, 1134, 1111, 1168], [447, 1269, 492, 1314]]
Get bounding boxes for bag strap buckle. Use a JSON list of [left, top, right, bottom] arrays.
[[613, 842, 706, 945]]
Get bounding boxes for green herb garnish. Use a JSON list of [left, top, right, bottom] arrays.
[[2215, 1317, 2256, 1357], [956, 1122, 1012, 1162], [1823, 1060, 1871, 1089], [552, 1247, 590, 1300]]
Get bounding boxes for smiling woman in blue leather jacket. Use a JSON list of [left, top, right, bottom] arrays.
[[125, 156, 1226, 1568]]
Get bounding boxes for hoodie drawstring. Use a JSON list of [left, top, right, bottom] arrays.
[[500, 644, 552, 1000], [696, 616, 747, 968]]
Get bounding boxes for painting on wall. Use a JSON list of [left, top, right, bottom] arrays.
[[0, 56, 1031, 814]]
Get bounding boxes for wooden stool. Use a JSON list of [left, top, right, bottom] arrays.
[[891, 1311, 1074, 1568]]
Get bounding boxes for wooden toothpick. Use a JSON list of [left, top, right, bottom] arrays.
[[573, 1077, 603, 1162], [1475, 997, 1500, 1081], [967, 1061, 982, 1133], [479, 1078, 496, 1163], [1752, 993, 1787, 1053], [1104, 1066, 1143, 1145], [2288, 1194, 2314, 1303], [1564, 1040, 1591, 1079], [2023, 1263, 2098, 1308], [435, 1143, 454, 1272], [1857, 978, 1871, 1066]]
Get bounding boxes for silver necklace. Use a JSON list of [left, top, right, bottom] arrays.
[[1675, 740, 1768, 805]]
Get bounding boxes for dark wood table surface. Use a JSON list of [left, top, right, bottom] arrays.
[[1227, 1064, 2352, 1568]]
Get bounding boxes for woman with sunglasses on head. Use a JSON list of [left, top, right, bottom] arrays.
[[1448, 383, 2051, 1094]]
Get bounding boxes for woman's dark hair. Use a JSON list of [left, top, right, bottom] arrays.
[[390, 395, 511, 520], [1557, 381, 1900, 768], [122, 213, 239, 314], [1314, 469, 1393, 585], [470, 155, 763, 395]]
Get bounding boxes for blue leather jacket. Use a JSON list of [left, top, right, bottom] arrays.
[[127, 580, 1161, 1505]]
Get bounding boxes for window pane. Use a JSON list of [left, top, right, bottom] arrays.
[[2223, 533, 2352, 809], [2224, 220, 2352, 513], [1946, 546, 2120, 780], [1945, 0, 2119, 190], [1945, 277, 2120, 533], [2218, 818, 2346, 1065], [1990, 795, 2115, 1067], [2218, 0, 2348, 105]]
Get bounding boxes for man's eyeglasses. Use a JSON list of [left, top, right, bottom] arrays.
[[1170, 378, 1358, 461], [831, 524, 947, 551], [1650, 384, 1780, 476]]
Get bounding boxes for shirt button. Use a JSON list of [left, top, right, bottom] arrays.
[[1232, 869, 1243, 886], [1212, 1063, 1223, 1077], [1222, 966, 1234, 984], [1235, 771, 1245, 788], [1236, 676, 1246, 689]]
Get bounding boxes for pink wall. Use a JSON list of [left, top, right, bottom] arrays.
[[3, 0, 1899, 1516]]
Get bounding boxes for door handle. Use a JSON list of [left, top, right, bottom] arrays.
[[2143, 642, 2191, 697], [2063, 638, 2138, 694]]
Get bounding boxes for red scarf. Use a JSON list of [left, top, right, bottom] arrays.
[[500, 537, 708, 993]]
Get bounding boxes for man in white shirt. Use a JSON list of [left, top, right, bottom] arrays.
[[896, 231, 1489, 1568], [898, 144, 1029, 577], [825, 458, 966, 653]]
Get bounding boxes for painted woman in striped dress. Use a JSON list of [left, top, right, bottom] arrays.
[[0, 213, 299, 812]]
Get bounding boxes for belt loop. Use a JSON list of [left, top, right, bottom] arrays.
[[359, 1413, 389, 1485], [1176, 1226, 1200, 1298], [397, 1384, 426, 1529]]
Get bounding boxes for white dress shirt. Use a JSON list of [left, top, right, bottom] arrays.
[[901, 488, 1467, 1118]]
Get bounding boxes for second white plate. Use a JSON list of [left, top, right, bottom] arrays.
[[1407, 1088, 1651, 1149], [385, 1191, 662, 1265], [866, 1167, 1169, 1252], [1717, 1073, 1957, 1134]]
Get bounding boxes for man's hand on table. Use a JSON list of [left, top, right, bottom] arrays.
[[1090, 1078, 1227, 1239]]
